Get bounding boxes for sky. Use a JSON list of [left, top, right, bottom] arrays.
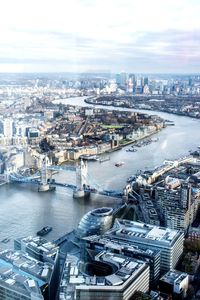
[[1, 0, 200, 73]]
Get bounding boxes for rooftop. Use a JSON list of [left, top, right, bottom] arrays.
[[91, 207, 113, 217], [15, 236, 59, 260], [0, 249, 54, 286], [160, 269, 188, 285], [83, 234, 159, 257], [0, 266, 43, 299], [59, 251, 148, 299], [107, 219, 180, 244]]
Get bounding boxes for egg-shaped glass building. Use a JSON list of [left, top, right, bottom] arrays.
[[77, 207, 114, 238]]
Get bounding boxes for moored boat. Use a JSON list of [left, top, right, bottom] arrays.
[[99, 156, 110, 163]]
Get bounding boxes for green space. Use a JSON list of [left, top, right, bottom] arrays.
[[114, 205, 136, 221], [123, 207, 136, 221], [119, 139, 133, 145], [184, 239, 200, 253], [101, 124, 123, 129]]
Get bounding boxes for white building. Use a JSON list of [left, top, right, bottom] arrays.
[[159, 269, 189, 298], [106, 219, 184, 274], [3, 118, 13, 137], [59, 252, 149, 300]]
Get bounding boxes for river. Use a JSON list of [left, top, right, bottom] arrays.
[[0, 96, 200, 248]]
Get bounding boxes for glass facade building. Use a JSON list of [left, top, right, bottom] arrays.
[[77, 207, 114, 237]]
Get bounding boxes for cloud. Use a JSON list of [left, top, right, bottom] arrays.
[[0, 0, 200, 72]]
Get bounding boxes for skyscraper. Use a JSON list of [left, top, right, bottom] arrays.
[[3, 118, 13, 137], [116, 72, 127, 87]]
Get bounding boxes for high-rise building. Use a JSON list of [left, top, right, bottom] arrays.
[[129, 73, 136, 85], [14, 236, 60, 299], [105, 219, 184, 275], [155, 183, 196, 231], [3, 118, 13, 137], [119, 72, 127, 87], [128, 73, 136, 92], [116, 72, 127, 87], [143, 77, 149, 86], [116, 73, 121, 85]]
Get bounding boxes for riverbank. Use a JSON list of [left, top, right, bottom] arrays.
[[84, 98, 200, 120], [0, 97, 199, 247], [118, 129, 162, 148], [57, 127, 162, 162]]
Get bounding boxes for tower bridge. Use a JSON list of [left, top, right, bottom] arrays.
[[6, 155, 194, 200], [7, 158, 123, 199]]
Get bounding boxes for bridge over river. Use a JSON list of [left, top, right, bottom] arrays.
[[7, 158, 123, 199]]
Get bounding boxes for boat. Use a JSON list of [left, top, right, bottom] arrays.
[[99, 156, 110, 163], [164, 120, 175, 126], [37, 226, 52, 236], [126, 148, 137, 152], [115, 161, 124, 167], [80, 155, 100, 161], [151, 137, 159, 142]]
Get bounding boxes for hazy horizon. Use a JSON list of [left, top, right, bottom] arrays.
[[1, 0, 200, 74]]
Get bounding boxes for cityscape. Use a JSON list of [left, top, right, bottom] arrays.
[[1, 0, 200, 299], [0, 72, 200, 300]]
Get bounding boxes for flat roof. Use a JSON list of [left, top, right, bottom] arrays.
[[0, 265, 43, 298], [83, 235, 159, 256], [160, 269, 188, 285], [15, 236, 59, 260], [107, 219, 180, 244], [59, 252, 148, 299], [0, 249, 53, 285]]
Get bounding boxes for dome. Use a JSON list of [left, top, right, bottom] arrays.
[[77, 207, 114, 238]]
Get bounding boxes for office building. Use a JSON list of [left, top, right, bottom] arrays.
[[14, 236, 60, 299], [14, 236, 59, 264], [155, 183, 196, 231], [59, 251, 149, 300], [82, 234, 160, 285], [159, 270, 189, 299], [116, 72, 127, 87], [105, 219, 184, 274], [0, 249, 55, 300], [0, 266, 43, 300], [77, 207, 114, 237]]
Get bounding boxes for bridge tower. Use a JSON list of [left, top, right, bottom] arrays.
[[73, 160, 90, 199], [38, 155, 55, 192]]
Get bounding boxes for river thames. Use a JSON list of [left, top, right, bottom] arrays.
[[0, 97, 200, 248]]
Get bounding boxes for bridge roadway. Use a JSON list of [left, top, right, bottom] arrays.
[[53, 182, 123, 198], [47, 165, 76, 172], [8, 156, 194, 198], [8, 173, 123, 198]]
